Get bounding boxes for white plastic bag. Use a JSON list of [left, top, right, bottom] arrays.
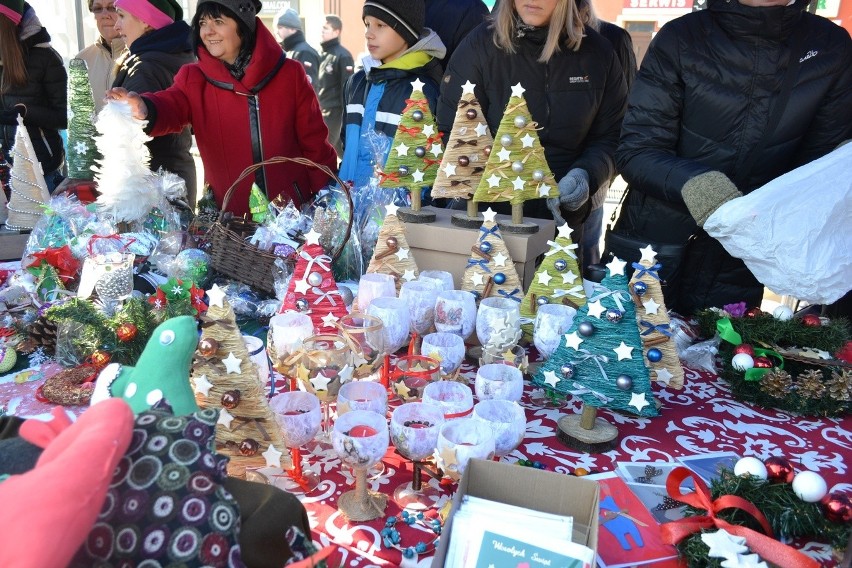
[[704, 144, 852, 304]]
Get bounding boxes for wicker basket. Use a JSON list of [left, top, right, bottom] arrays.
[[208, 157, 352, 295]]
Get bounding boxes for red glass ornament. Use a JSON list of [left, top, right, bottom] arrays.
[[745, 307, 762, 318], [90, 350, 111, 369], [239, 439, 259, 456], [116, 323, 138, 342], [733, 344, 755, 356], [822, 492, 852, 523], [753, 356, 773, 368], [765, 456, 794, 483], [198, 338, 219, 358], [801, 314, 821, 327]]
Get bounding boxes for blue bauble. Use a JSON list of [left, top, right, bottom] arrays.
[[480, 241, 492, 254], [578, 321, 595, 337], [554, 259, 568, 272], [633, 281, 648, 297], [493, 273, 506, 285], [647, 348, 663, 363], [605, 309, 624, 323]]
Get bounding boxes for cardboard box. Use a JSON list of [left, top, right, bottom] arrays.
[[403, 206, 556, 290], [431, 458, 600, 567], [0, 228, 28, 261]]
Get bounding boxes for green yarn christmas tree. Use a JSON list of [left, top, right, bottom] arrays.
[[533, 257, 658, 417], [66, 58, 101, 180], [520, 223, 586, 338], [473, 82, 558, 206]]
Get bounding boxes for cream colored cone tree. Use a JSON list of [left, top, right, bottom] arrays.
[[461, 208, 523, 302], [365, 203, 419, 293], [4, 115, 50, 230]]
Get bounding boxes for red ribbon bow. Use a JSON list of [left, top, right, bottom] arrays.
[[27, 245, 81, 282], [403, 98, 428, 113], [377, 171, 401, 184], [661, 467, 819, 568], [398, 125, 421, 136]]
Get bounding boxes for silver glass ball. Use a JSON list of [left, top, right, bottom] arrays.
[[412, 109, 424, 122], [605, 309, 624, 324], [500, 134, 513, 147], [532, 169, 545, 182], [560, 363, 575, 380], [339, 286, 354, 306], [511, 160, 524, 173], [415, 146, 427, 158], [536, 296, 549, 306], [295, 298, 309, 312], [307, 271, 323, 287], [578, 321, 595, 337], [398, 165, 410, 176], [514, 115, 528, 129], [615, 374, 633, 391], [554, 259, 568, 272]]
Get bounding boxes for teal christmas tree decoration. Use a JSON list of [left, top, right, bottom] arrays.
[[66, 58, 101, 180], [533, 257, 658, 417]]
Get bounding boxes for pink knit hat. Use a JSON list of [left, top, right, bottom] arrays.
[[114, 0, 181, 29], [0, 0, 24, 25]]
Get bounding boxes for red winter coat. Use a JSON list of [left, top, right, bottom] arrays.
[[143, 20, 337, 216]]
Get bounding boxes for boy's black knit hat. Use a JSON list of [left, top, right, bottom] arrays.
[[363, 0, 424, 47]]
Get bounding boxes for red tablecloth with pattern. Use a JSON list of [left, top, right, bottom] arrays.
[[2, 359, 850, 567]]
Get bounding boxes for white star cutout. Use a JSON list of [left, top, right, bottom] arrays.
[[304, 228, 322, 245], [294, 278, 310, 294], [430, 143, 443, 157], [206, 284, 227, 308], [723, 555, 767, 568], [395, 142, 410, 157], [520, 134, 534, 148], [386, 202, 400, 216], [171, 285, 184, 296], [606, 256, 627, 277], [655, 368, 674, 386], [395, 247, 410, 260], [461, 80, 476, 95], [537, 183, 552, 197], [543, 370, 560, 387], [423, 124, 435, 137], [443, 163, 457, 177], [218, 408, 235, 429], [511, 83, 526, 98], [629, 392, 650, 413], [321, 312, 340, 328], [310, 370, 333, 391], [537, 271, 553, 286], [564, 331, 583, 350], [470, 272, 485, 286], [402, 269, 416, 282], [262, 444, 283, 467], [614, 341, 634, 361], [223, 352, 243, 374], [497, 147, 511, 162], [193, 374, 213, 396], [643, 298, 661, 315], [562, 271, 578, 285], [511, 177, 525, 191], [557, 224, 574, 240], [412, 169, 425, 183], [486, 174, 501, 188], [474, 122, 489, 137], [482, 208, 498, 222], [492, 252, 508, 267], [587, 300, 606, 319], [411, 78, 425, 92], [74, 141, 88, 155], [639, 245, 658, 264], [701, 529, 749, 559]]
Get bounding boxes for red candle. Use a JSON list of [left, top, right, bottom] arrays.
[[404, 377, 429, 389], [282, 409, 307, 416], [408, 422, 431, 429], [348, 425, 378, 438]]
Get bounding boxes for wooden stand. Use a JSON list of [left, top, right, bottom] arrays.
[[450, 199, 484, 228], [556, 405, 618, 453], [398, 187, 436, 223], [496, 203, 539, 235]]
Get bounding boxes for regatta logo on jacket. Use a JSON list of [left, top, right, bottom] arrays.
[[569, 76, 590, 84], [799, 50, 818, 63]]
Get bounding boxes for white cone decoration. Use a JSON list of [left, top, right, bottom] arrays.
[[4, 115, 51, 230]]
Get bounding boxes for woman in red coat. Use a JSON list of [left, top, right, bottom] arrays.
[[106, 0, 337, 216]]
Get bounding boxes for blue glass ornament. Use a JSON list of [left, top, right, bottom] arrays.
[[647, 348, 663, 363], [493, 273, 506, 285], [633, 281, 648, 297], [480, 241, 492, 254], [554, 259, 568, 272]]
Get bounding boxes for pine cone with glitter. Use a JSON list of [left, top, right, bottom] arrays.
[[826, 369, 852, 402], [24, 314, 57, 355], [760, 369, 792, 398], [795, 369, 826, 400]]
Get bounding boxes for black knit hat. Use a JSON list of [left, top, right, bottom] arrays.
[[198, 0, 261, 32], [363, 0, 424, 47]]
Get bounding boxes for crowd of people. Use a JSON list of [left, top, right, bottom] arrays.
[[2, 0, 851, 314]]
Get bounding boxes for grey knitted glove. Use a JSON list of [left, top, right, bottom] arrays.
[[556, 168, 590, 211], [682, 171, 743, 227]]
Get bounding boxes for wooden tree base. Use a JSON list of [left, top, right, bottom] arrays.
[[450, 212, 484, 228], [398, 207, 436, 224], [556, 414, 618, 453], [496, 219, 540, 235]]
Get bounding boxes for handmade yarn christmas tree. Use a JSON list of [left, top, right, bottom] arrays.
[[4, 115, 51, 230], [534, 257, 657, 417], [520, 223, 586, 338], [66, 58, 101, 180], [473, 83, 557, 208], [461, 208, 523, 302], [629, 246, 684, 389], [192, 285, 286, 476], [432, 80, 493, 202], [365, 203, 419, 292], [279, 231, 349, 331]]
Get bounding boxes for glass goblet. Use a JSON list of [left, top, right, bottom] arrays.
[[421, 332, 466, 377], [269, 311, 315, 391], [391, 355, 441, 403], [268, 391, 322, 493], [338, 313, 384, 380], [475, 296, 521, 351], [337, 380, 388, 416], [296, 334, 354, 447], [472, 399, 527, 458], [390, 402, 445, 509], [533, 304, 577, 360], [418, 269, 455, 291], [332, 410, 390, 521], [399, 280, 438, 337], [242, 334, 270, 390], [479, 344, 529, 373], [434, 418, 495, 482], [434, 290, 477, 340], [422, 380, 474, 422], [367, 296, 411, 355], [357, 272, 396, 313], [475, 363, 524, 402]]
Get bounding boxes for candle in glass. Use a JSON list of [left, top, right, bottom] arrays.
[[422, 380, 474, 421], [357, 273, 396, 313], [391, 355, 441, 403]]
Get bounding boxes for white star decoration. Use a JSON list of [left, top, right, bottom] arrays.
[[486, 174, 501, 188], [386, 202, 400, 216], [655, 368, 674, 386], [643, 298, 661, 315], [482, 208, 498, 222], [412, 169, 425, 183], [702, 529, 749, 559], [430, 143, 443, 157], [223, 352, 243, 374], [511, 177, 525, 191], [193, 374, 213, 396], [606, 256, 627, 276], [218, 409, 235, 429], [537, 184, 552, 198], [321, 312, 340, 328], [171, 285, 184, 296], [564, 331, 583, 350], [543, 370, 560, 388], [475, 122, 489, 137], [614, 342, 634, 361], [395, 142, 410, 157], [423, 124, 435, 137], [206, 284, 227, 308], [262, 445, 283, 467], [562, 271, 578, 285], [511, 83, 526, 98], [74, 141, 88, 155], [443, 163, 457, 177], [310, 370, 333, 391], [395, 247, 410, 260], [639, 245, 658, 264], [402, 269, 416, 282], [492, 252, 508, 267], [461, 80, 476, 95], [411, 78, 425, 92], [722, 555, 767, 568], [303, 228, 322, 246], [294, 278, 310, 294], [520, 134, 534, 148], [557, 224, 574, 240], [470, 272, 485, 286], [537, 271, 553, 286], [587, 300, 606, 319], [497, 147, 511, 162], [629, 392, 650, 413]]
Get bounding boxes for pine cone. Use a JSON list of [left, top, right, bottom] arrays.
[[796, 369, 825, 400], [826, 369, 852, 402], [26, 315, 57, 355], [760, 369, 792, 398]]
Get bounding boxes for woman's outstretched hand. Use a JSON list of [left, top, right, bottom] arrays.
[[104, 88, 148, 120]]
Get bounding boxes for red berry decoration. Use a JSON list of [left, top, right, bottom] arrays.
[[822, 492, 852, 523], [745, 307, 763, 318], [733, 344, 755, 356], [116, 323, 138, 342], [764, 456, 794, 483], [800, 314, 821, 327], [753, 356, 773, 369], [90, 350, 111, 369]]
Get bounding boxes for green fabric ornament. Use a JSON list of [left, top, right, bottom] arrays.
[[0, 345, 17, 374], [249, 183, 270, 223], [91, 316, 200, 416]]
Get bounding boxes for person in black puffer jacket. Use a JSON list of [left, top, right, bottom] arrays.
[[613, 0, 852, 316], [437, 0, 627, 265], [112, 0, 196, 207], [0, 1, 66, 193], [424, 0, 489, 72]]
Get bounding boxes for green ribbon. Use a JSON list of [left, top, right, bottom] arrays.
[[716, 318, 784, 381]]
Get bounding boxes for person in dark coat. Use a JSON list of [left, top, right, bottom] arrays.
[[437, 0, 627, 263], [112, 0, 197, 207], [424, 0, 489, 71], [613, 0, 852, 315], [277, 8, 320, 92], [0, 1, 66, 193], [317, 14, 354, 158]]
